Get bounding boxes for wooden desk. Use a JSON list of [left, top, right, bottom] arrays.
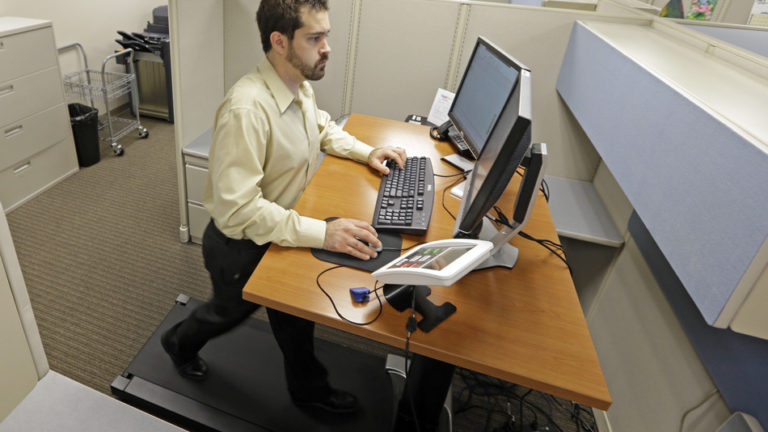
[[243, 114, 611, 410]]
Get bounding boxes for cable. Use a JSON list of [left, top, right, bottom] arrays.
[[381, 241, 427, 253], [441, 172, 468, 221], [518, 389, 532, 432], [454, 369, 578, 432], [540, 177, 550, 202], [679, 389, 719, 432], [434, 170, 470, 178], [315, 265, 383, 326], [403, 286, 421, 432], [544, 395, 596, 432], [487, 206, 571, 273]]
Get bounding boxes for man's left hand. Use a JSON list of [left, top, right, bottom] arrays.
[[368, 146, 407, 175]]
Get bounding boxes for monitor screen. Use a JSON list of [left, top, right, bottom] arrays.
[[453, 38, 533, 241], [449, 37, 521, 159]]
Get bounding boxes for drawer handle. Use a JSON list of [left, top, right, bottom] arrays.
[[0, 84, 13, 97], [4, 125, 23, 138], [13, 162, 31, 175], [0, 40, 4, 49]]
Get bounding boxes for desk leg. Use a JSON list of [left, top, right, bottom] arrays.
[[393, 354, 455, 432]]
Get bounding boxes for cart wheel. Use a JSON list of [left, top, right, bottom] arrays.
[[113, 144, 125, 156], [138, 127, 149, 139]]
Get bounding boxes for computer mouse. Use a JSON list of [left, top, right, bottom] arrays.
[[356, 237, 383, 253]]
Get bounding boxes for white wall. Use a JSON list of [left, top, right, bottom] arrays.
[[0, 1, 166, 77]]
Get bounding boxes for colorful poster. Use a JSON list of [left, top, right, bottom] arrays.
[[687, 0, 717, 20]]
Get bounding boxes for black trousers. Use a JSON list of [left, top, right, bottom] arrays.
[[165, 220, 329, 397]]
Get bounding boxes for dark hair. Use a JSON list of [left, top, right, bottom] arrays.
[[256, 0, 328, 53]]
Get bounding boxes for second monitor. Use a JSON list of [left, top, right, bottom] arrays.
[[451, 37, 547, 270]]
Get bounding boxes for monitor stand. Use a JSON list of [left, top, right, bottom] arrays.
[[441, 153, 474, 173], [474, 218, 519, 270]]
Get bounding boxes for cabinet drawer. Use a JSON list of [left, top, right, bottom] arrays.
[[0, 138, 78, 212], [0, 26, 57, 83], [1, 104, 70, 172], [185, 164, 208, 205], [0, 67, 64, 126], [188, 203, 210, 244]]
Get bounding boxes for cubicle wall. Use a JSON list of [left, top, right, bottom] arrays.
[[168, 0, 224, 242], [0, 202, 48, 420]]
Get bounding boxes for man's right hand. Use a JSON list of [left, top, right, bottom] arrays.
[[323, 218, 382, 260]]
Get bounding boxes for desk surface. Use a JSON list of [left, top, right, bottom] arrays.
[[243, 114, 611, 409]]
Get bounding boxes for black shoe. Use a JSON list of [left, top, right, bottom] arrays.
[[292, 387, 359, 414], [160, 329, 208, 381]]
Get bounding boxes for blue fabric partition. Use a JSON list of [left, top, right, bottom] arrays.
[[555, 21, 768, 327], [628, 211, 768, 426]]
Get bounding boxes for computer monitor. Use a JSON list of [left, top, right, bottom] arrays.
[[447, 37, 523, 160], [451, 40, 547, 270]]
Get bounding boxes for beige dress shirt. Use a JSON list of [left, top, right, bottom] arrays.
[[203, 59, 374, 248]]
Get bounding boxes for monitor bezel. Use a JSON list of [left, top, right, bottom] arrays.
[[452, 46, 532, 240], [448, 36, 524, 159]]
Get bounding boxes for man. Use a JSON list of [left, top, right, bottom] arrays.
[[161, 0, 406, 414]]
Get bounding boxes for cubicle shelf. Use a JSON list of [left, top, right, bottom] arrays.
[[544, 176, 623, 248]]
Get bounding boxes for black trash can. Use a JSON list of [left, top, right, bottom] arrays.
[[68, 103, 100, 167]]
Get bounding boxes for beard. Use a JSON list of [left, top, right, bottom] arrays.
[[287, 43, 328, 81]]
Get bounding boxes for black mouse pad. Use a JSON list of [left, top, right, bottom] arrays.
[[311, 231, 403, 272]]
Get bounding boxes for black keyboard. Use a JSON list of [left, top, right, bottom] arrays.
[[372, 157, 434, 235]]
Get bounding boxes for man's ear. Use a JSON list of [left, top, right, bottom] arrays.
[[270, 31, 287, 55]]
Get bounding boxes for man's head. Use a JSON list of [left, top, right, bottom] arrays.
[[256, 0, 328, 54], [257, 0, 331, 82]]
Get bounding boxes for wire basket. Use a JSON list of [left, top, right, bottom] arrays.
[[62, 69, 135, 101]]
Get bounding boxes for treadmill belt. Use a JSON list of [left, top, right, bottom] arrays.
[[112, 296, 394, 431]]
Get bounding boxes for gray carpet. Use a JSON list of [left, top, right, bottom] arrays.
[[6, 116, 595, 432]]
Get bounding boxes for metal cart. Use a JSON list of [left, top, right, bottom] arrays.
[[58, 43, 148, 156]]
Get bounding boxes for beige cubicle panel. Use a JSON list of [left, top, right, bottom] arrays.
[[350, 0, 461, 122], [315, 0, 358, 119], [0, 201, 46, 421], [544, 0, 598, 11], [0, 258, 39, 421], [223, 0, 264, 92], [595, 0, 660, 15], [169, 0, 224, 242]]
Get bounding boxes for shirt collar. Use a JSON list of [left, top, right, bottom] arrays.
[[258, 58, 297, 114]]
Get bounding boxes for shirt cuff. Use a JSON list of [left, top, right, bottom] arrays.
[[349, 138, 375, 163], [298, 216, 327, 249]]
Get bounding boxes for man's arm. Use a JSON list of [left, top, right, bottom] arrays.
[[316, 109, 406, 174]]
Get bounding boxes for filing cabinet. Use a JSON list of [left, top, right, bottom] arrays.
[[182, 128, 212, 244], [0, 17, 78, 213]]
